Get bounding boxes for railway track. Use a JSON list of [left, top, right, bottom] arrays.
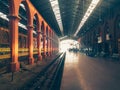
[[20, 52, 66, 90]]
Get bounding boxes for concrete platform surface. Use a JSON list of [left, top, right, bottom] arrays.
[[60, 51, 120, 90]]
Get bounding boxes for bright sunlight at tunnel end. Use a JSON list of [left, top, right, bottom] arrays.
[[59, 39, 80, 52]]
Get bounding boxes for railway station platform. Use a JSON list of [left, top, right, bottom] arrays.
[[60, 51, 120, 90], [0, 0, 120, 90], [0, 51, 120, 90]]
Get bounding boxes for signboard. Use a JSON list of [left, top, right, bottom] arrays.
[[98, 36, 102, 43], [106, 34, 110, 40]]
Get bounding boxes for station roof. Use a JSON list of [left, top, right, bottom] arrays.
[[0, 0, 119, 40], [30, 0, 119, 39]]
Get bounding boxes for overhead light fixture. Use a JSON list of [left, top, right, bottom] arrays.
[[20, 3, 26, 10], [49, 0, 64, 35], [18, 22, 27, 29], [0, 11, 37, 35], [0, 12, 37, 35], [0, 12, 27, 30], [59, 35, 68, 40], [0, 12, 9, 21], [74, 0, 100, 36]]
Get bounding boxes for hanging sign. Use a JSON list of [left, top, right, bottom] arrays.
[[98, 36, 102, 43]]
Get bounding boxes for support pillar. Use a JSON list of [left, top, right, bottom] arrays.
[[109, 19, 115, 54], [48, 38, 51, 56], [49, 30, 52, 56], [46, 37, 49, 56], [52, 33, 55, 54], [43, 27, 46, 58], [9, 15, 20, 72], [49, 38, 52, 56], [27, 25, 34, 64], [47, 30, 50, 56], [37, 31, 42, 61], [51, 31, 54, 54]]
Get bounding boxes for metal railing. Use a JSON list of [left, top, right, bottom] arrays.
[[0, 48, 46, 60]]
